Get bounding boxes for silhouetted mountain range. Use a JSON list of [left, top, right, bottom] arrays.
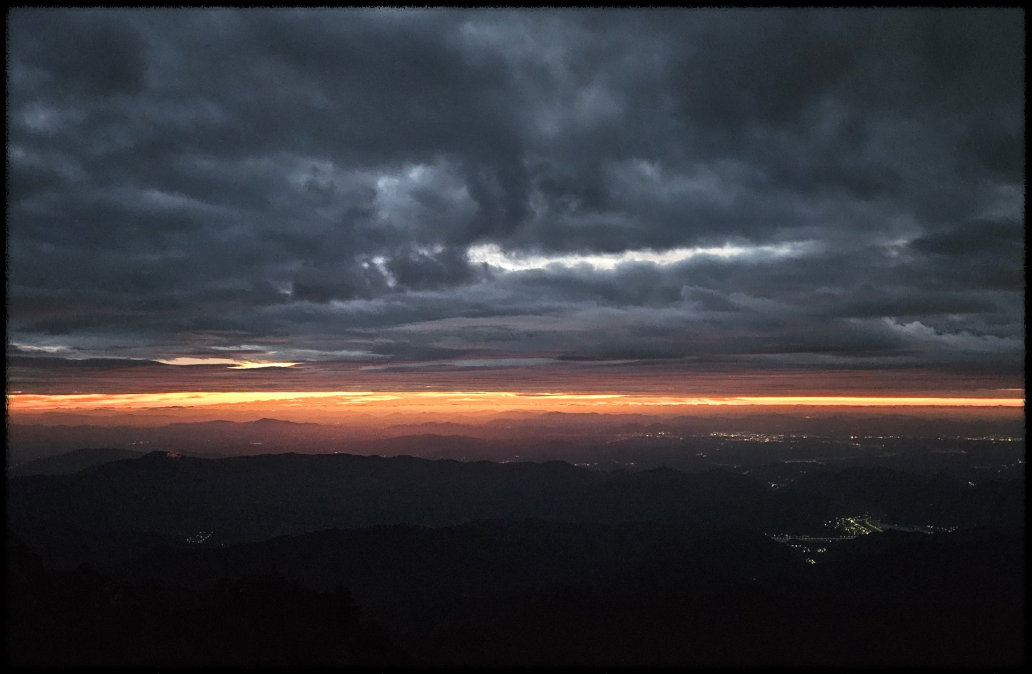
[[6, 446, 1025, 668], [8, 452, 1022, 545], [7, 517, 1023, 668], [9, 411, 1024, 466], [9, 447, 143, 477]]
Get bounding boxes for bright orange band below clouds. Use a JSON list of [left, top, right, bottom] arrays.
[[6, 391, 1025, 412]]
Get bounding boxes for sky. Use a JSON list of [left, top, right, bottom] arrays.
[[6, 9, 1025, 412]]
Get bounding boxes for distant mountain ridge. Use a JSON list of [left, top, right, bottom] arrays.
[[10, 410, 1023, 466], [9, 447, 144, 477], [8, 452, 1022, 544]]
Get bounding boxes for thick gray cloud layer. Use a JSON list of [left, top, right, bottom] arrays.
[[7, 9, 1024, 382]]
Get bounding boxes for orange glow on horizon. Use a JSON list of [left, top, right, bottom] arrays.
[[6, 390, 1025, 413]]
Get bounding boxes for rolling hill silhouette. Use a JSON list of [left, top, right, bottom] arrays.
[[8, 452, 1022, 544]]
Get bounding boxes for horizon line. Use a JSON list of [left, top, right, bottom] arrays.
[[6, 391, 1025, 412]]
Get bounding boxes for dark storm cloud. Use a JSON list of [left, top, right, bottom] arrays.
[[7, 8, 1024, 386]]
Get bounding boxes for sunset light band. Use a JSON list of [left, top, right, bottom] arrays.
[[7, 391, 1024, 412]]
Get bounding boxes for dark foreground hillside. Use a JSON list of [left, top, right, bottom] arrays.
[[6, 451, 1025, 668], [6, 530, 407, 668], [7, 520, 1024, 668]]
